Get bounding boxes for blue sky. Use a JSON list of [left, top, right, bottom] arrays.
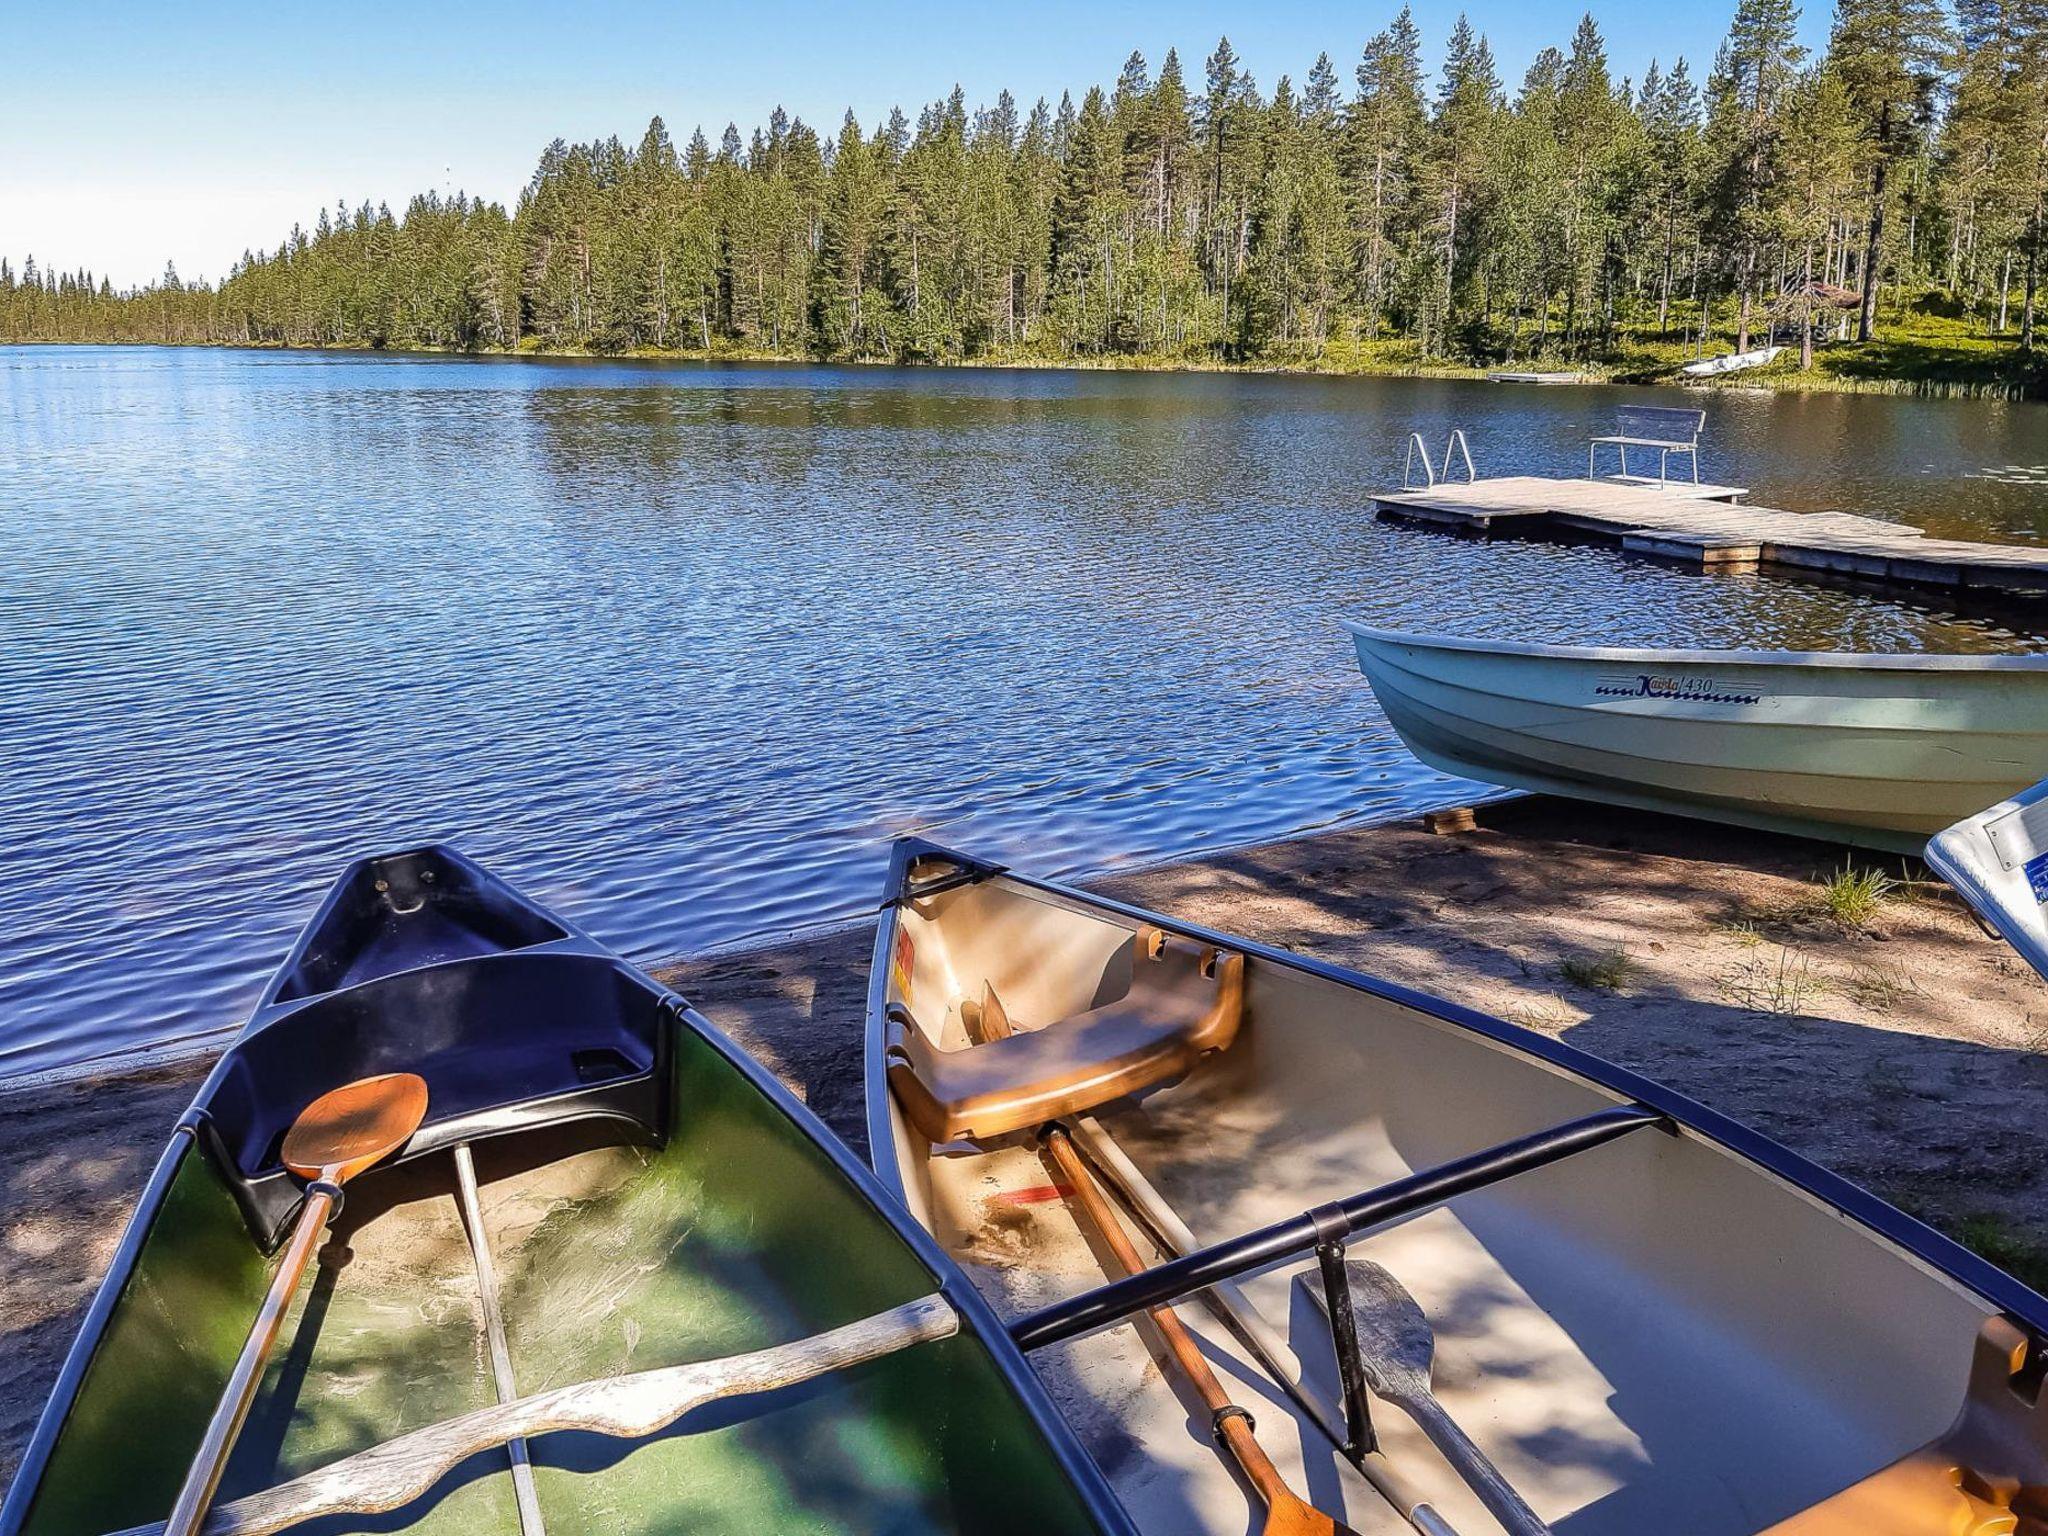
[[3, 0, 1834, 290]]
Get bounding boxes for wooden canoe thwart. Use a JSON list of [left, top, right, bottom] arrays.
[[1346, 621, 2048, 855], [4, 846, 1133, 1536], [864, 839, 2048, 1536]]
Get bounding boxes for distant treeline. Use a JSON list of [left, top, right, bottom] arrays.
[[4, 0, 2044, 366]]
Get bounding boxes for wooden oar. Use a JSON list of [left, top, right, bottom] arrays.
[[162, 1073, 430, 1536], [1071, 1116, 1464, 1536], [112, 1294, 957, 1536], [1040, 1126, 1362, 1536], [1330, 1259, 1551, 1536], [949, 991, 1355, 1534]]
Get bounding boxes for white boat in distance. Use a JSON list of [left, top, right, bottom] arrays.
[[1679, 345, 1785, 376], [1346, 623, 2048, 853]]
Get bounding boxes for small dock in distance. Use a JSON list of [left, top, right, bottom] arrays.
[[1372, 475, 2048, 598]]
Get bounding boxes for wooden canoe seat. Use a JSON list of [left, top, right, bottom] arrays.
[[886, 925, 1245, 1144], [1762, 1315, 2048, 1535]]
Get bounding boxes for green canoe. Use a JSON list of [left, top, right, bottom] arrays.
[[1, 847, 1132, 1536]]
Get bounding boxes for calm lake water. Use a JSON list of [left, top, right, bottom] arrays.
[[3, 345, 2045, 1077]]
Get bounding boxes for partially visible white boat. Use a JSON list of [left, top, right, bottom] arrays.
[[1927, 777, 2048, 982], [1680, 346, 1785, 377], [1345, 623, 2048, 853]]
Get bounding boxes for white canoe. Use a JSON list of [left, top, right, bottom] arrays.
[[1927, 776, 2048, 981], [1346, 623, 2048, 853], [867, 841, 2048, 1536], [1679, 345, 1785, 376]]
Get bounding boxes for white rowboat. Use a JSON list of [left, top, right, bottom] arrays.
[[1346, 623, 2048, 854]]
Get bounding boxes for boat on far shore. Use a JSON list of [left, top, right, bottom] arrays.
[[1680, 345, 1786, 376], [1346, 622, 2048, 853]]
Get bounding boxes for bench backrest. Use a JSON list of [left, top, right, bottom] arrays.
[[1614, 404, 1705, 445]]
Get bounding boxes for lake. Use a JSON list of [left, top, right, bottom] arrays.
[[2, 345, 2044, 1078]]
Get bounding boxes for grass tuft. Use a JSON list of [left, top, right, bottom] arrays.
[[1844, 960, 1917, 1012], [1721, 946, 1820, 1015], [1501, 994, 1581, 1031], [1558, 948, 1639, 993], [1820, 862, 1896, 928]]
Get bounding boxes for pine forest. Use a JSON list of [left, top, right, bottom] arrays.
[[5, 0, 2045, 386]]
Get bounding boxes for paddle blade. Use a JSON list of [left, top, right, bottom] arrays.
[[281, 1072, 429, 1181], [1261, 1486, 1358, 1536]]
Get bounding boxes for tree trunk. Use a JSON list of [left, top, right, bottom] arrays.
[[1800, 242, 1815, 370], [1858, 103, 1890, 343], [2023, 232, 2039, 353]]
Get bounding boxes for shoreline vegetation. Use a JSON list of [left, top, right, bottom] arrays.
[[0, 329, 2038, 402], [7, 312, 2037, 399], [5, 1, 2046, 400]]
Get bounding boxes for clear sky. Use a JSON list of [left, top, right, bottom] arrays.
[[4, 0, 1834, 291]]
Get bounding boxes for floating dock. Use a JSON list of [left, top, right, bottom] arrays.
[[1372, 475, 2048, 596], [1486, 370, 1596, 386]]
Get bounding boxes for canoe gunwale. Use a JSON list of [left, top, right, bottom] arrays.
[[0, 1129, 196, 1536], [864, 836, 2048, 1346], [1343, 619, 2048, 673]]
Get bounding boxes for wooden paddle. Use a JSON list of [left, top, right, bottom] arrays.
[[113, 1294, 957, 1536], [1328, 1259, 1550, 1536], [1041, 1128, 1361, 1536], [162, 1072, 430, 1536]]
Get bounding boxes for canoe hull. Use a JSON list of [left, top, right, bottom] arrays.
[[865, 839, 2048, 1536], [1348, 624, 2048, 853], [5, 847, 1132, 1536]]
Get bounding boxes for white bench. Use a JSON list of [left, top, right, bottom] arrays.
[[1589, 405, 1705, 486]]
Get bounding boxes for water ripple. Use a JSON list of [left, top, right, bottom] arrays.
[[2, 347, 2043, 1077]]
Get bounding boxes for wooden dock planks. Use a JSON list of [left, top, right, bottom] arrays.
[[1372, 475, 2048, 596]]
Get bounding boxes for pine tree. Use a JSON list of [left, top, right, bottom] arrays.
[[1831, 0, 1954, 336], [1347, 8, 1428, 337]]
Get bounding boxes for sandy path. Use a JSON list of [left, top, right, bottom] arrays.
[[3, 797, 2042, 1489]]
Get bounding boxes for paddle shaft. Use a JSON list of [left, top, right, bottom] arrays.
[[162, 1188, 336, 1536], [1384, 1388, 1547, 1536], [1072, 1117, 1462, 1536], [1041, 1128, 1346, 1534], [452, 1145, 545, 1536]]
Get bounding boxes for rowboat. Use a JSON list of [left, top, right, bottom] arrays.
[[866, 838, 2048, 1536], [2, 846, 1132, 1536], [1346, 622, 2048, 854], [1928, 775, 2048, 983]]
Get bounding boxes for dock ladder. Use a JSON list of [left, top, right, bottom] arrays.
[[1402, 430, 1477, 491]]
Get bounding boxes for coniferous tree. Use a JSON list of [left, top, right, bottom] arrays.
[[1831, 0, 1954, 336]]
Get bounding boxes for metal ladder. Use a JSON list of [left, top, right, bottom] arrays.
[[1402, 430, 1476, 491]]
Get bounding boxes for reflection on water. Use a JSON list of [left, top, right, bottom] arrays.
[[2, 346, 2044, 1076]]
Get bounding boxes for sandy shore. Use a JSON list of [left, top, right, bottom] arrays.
[[4, 795, 2043, 1485]]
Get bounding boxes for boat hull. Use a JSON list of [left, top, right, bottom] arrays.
[[1348, 624, 2048, 853]]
